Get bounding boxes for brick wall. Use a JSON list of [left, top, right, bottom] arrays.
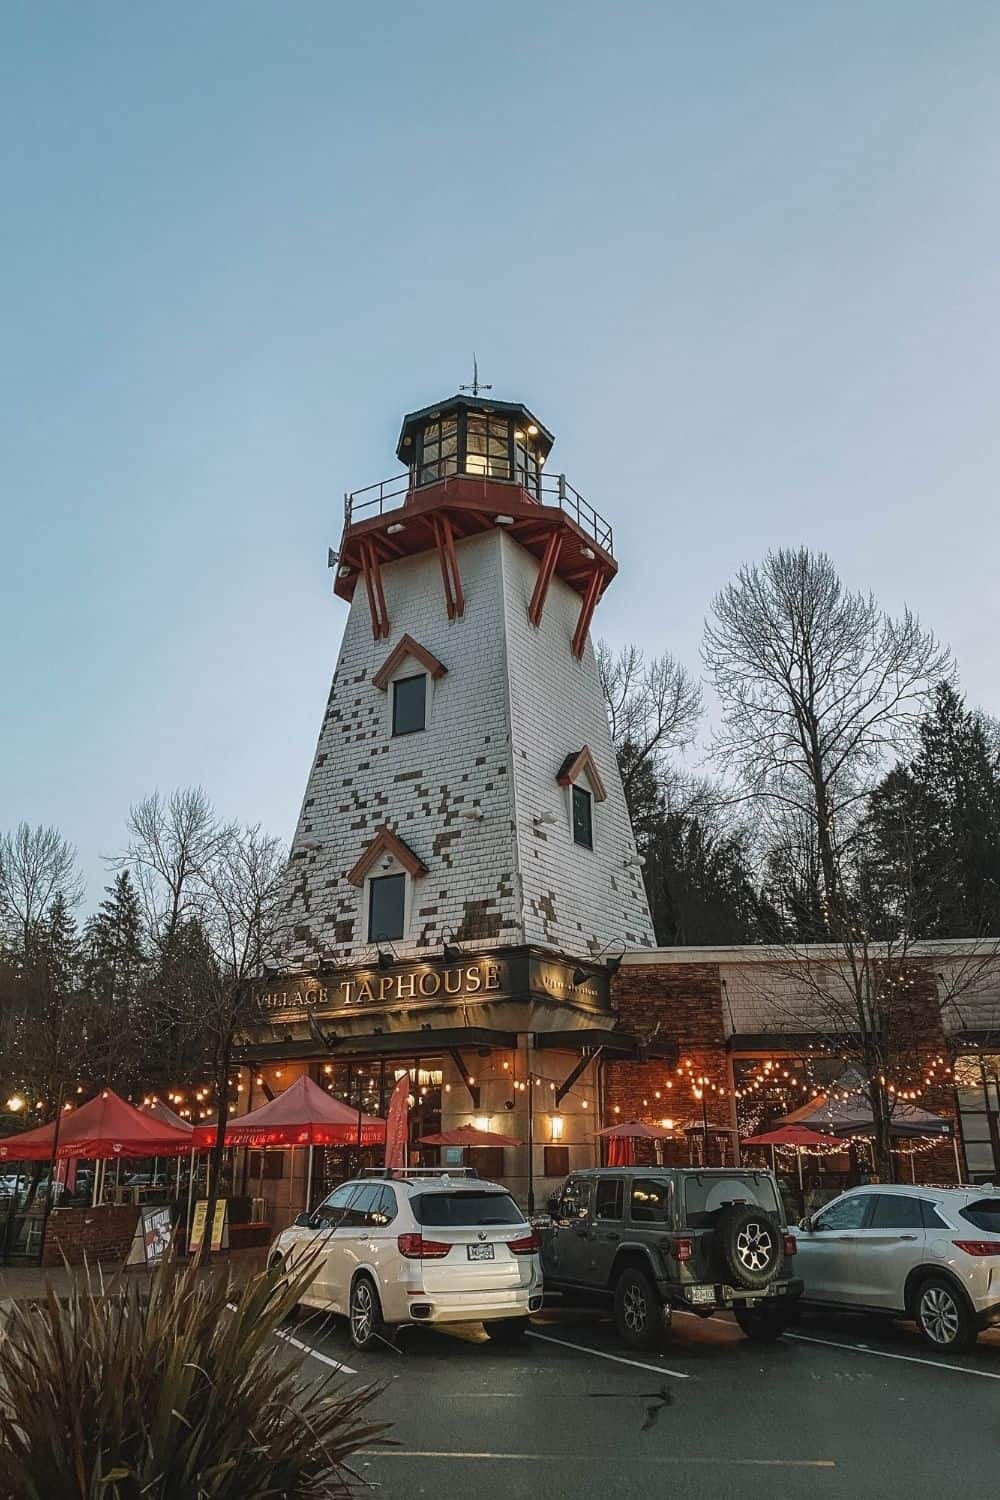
[[42, 1204, 140, 1266], [607, 961, 734, 1165]]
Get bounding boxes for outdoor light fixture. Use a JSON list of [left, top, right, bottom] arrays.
[[386, 523, 406, 535], [376, 943, 399, 971], [473, 1117, 490, 1132], [327, 548, 340, 568], [5, 1095, 25, 1113], [534, 811, 558, 826], [441, 928, 463, 963], [624, 853, 646, 868], [494, 515, 515, 525], [573, 939, 626, 987], [550, 1115, 564, 1141]]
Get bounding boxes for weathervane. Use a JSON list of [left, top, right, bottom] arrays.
[[459, 354, 492, 399]]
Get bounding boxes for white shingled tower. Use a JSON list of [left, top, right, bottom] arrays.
[[282, 389, 652, 967]]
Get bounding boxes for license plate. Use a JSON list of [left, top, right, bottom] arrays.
[[689, 1285, 715, 1304], [467, 1243, 495, 1261]]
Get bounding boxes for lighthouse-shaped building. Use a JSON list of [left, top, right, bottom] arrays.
[[244, 388, 662, 1215]]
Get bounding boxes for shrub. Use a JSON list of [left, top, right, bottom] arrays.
[[0, 1255, 389, 1498]]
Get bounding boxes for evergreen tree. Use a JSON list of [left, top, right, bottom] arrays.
[[83, 870, 147, 1090], [868, 683, 1000, 937]]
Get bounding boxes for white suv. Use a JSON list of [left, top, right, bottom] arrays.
[[791, 1183, 1000, 1351], [269, 1169, 544, 1351]]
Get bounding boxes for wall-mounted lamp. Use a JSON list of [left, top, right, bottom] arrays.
[[441, 927, 463, 963], [534, 811, 558, 826], [550, 1115, 564, 1141]]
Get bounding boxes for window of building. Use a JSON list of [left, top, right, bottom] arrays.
[[513, 428, 541, 498], [572, 785, 593, 849], [595, 1178, 624, 1221], [392, 674, 426, 736], [248, 1151, 284, 1181], [467, 1146, 505, 1180], [368, 873, 406, 942], [465, 412, 511, 480], [544, 1145, 570, 1178], [418, 413, 459, 486]]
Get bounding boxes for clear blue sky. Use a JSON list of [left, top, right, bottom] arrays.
[[3, 2, 999, 909]]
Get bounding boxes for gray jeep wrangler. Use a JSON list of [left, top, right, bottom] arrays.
[[540, 1166, 803, 1349]]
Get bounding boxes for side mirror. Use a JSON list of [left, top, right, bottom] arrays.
[[798, 1215, 814, 1232], [293, 1211, 315, 1229], [546, 1193, 560, 1216]]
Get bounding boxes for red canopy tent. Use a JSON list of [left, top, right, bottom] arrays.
[[139, 1098, 193, 1134], [419, 1125, 521, 1148], [596, 1119, 674, 1167], [0, 1089, 195, 1163], [193, 1075, 386, 1149]]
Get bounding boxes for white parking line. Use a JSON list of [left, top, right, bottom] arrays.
[[224, 1302, 357, 1375], [273, 1325, 357, 1374], [362, 1450, 833, 1467], [526, 1330, 690, 1379], [786, 1330, 1000, 1381]]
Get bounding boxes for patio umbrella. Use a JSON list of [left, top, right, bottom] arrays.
[[596, 1119, 674, 1167], [419, 1125, 521, 1148], [742, 1122, 844, 1189]]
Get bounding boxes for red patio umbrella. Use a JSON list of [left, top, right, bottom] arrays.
[[419, 1125, 521, 1148], [0, 1089, 195, 1162], [193, 1075, 386, 1149]]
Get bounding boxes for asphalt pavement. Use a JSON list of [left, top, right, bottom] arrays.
[[285, 1300, 1000, 1499]]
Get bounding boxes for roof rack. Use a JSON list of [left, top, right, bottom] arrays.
[[360, 1166, 480, 1181]]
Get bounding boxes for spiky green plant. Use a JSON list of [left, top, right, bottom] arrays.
[[0, 1255, 389, 1498]]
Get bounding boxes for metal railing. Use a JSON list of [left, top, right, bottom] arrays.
[[344, 469, 613, 556]]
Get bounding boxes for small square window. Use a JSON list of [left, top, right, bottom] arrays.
[[572, 784, 593, 848], [392, 674, 426, 736], [369, 873, 405, 941]]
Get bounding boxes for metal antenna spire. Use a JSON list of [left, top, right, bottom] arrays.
[[459, 354, 492, 399]]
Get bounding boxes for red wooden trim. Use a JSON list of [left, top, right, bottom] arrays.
[[431, 516, 455, 619], [527, 530, 562, 627], [360, 539, 391, 641], [441, 513, 464, 620], [372, 634, 448, 692], [571, 567, 603, 658], [347, 824, 428, 888]]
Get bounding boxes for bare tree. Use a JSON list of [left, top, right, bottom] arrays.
[[597, 641, 703, 800], [703, 548, 951, 915], [119, 788, 220, 952], [195, 823, 287, 1261], [0, 823, 82, 949]]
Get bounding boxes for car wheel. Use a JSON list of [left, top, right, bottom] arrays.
[[349, 1275, 391, 1352], [915, 1278, 977, 1353], [483, 1316, 530, 1344], [733, 1303, 792, 1343], [613, 1266, 665, 1351]]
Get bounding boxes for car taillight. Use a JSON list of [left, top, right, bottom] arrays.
[[396, 1233, 452, 1259], [507, 1231, 540, 1255], [952, 1240, 1000, 1257], [673, 1237, 694, 1262], [783, 1234, 797, 1257]]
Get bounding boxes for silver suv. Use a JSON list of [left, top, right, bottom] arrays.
[[791, 1183, 1000, 1351], [541, 1167, 802, 1349]]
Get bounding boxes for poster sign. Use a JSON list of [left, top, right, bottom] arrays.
[[125, 1204, 174, 1267], [188, 1198, 229, 1254]]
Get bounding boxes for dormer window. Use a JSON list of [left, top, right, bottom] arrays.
[[556, 745, 607, 851], [392, 674, 426, 736], [368, 872, 406, 941], [572, 785, 593, 849]]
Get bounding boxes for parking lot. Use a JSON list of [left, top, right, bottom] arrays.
[[282, 1301, 1000, 1499]]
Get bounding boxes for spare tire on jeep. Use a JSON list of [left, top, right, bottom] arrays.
[[711, 1202, 782, 1291]]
